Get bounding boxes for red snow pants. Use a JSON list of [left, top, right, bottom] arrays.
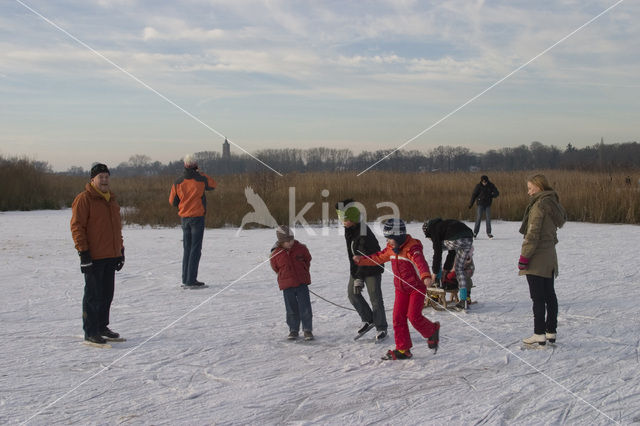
[[393, 287, 437, 351]]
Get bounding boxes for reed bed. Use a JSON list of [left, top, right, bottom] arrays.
[[2, 156, 638, 226], [116, 170, 640, 227]]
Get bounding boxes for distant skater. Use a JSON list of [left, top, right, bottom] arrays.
[[469, 175, 499, 238], [70, 163, 125, 346], [169, 154, 217, 287], [270, 225, 314, 341], [336, 199, 388, 341], [519, 174, 567, 346], [354, 219, 439, 360]]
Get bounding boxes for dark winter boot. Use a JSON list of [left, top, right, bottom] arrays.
[[85, 335, 107, 345], [454, 299, 468, 310], [375, 330, 388, 342], [287, 331, 299, 340], [101, 327, 120, 339], [381, 349, 412, 360], [357, 322, 374, 335], [428, 322, 440, 353]]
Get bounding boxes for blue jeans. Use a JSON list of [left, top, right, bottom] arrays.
[[181, 216, 205, 285], [474, 205, 492, 235], [283, 285, 313, 332]]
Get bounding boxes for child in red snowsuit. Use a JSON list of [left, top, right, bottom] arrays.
[[354, 218, 440, 360]]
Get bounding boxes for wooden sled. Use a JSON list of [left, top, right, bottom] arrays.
[[424, 287, 459, 310]]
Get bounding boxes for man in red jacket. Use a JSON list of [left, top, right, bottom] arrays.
[[169, 154, 216, 287], [70, 163, 124, 346]]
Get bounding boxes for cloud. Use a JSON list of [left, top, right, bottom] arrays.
[[2, 0, 638, 171], [142, 26, 159, 40], [141, 21, 225, 41]]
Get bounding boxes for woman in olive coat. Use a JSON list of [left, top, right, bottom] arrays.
[[518, 174, 567, 346]]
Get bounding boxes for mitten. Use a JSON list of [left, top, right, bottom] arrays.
[[353, 278, 364, 295], [79, 250, 93, 274], [115, 247, 125, 271], [518, 255, 529, 270]]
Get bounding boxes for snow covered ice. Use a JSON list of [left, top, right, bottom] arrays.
[[1, 209, 639, 425]]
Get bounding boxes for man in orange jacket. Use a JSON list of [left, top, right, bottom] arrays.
[[169, 154, 217, 287], [70, 163, 124, 346]]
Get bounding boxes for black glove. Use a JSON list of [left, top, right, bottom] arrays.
[[79, 250, 93, 274], [353, 278, 364, 295], [468, 204, 472, 209], [115, 247, 125, 271]]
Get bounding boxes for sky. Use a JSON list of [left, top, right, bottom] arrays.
[[1, 0, 639, 172]]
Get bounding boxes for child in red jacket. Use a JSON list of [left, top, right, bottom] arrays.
[[354, 218, 440, 360], [270, 225, 314, 341]]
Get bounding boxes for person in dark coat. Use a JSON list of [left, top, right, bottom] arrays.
[[423, 218, 474, 309], [469, 175, 499, 239], [336, 199, 388, 341]]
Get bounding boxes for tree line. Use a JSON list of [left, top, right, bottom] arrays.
[[60, 140, 640, 177]]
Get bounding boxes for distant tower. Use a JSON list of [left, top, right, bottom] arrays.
[[222, 138, 230, 160]]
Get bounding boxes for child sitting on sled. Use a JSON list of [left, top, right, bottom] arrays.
[[441, 249, 475, 301]]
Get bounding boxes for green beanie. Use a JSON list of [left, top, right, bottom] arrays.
[[337, 206, 360, 223]]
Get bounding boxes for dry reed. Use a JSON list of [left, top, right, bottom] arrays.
[[2, 157, 638, 225], [116, 170, 640, 227]]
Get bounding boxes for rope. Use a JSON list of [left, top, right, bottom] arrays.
[[308, 289, 356, 311], [307, 250, 448, 312], [308, 287, 399, 313]]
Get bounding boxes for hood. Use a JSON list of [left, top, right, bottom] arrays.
[[422, 218, 441, 238], [535, 190, 567, 228], [184, 168, 201, 179]]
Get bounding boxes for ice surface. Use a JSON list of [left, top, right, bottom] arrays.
[[1, 210, 639, 424]]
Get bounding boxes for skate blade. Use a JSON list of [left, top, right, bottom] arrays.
[[82, 341, 112, 349], [520, 343, 547, 350]]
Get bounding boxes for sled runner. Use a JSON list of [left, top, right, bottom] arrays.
[[424, 287, 459, 310]]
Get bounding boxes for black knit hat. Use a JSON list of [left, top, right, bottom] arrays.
[[90, 163, 110, 179], [383, 218, 407, 249]]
